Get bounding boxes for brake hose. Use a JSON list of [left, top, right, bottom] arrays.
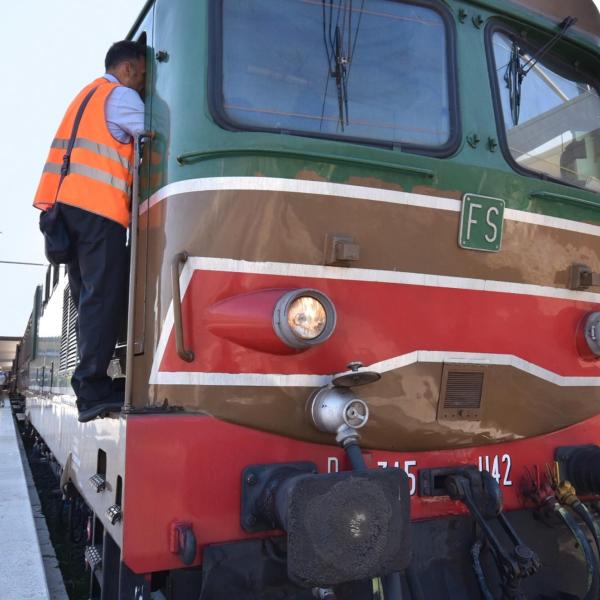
[[344, 441, 403, 600], [554, 503, 599, 600], [344, 440, 367, 471], [405, 565, 426, 600], [471, 540, 494, 600], [554, 479, 600, 599], [572, 501, 600, 560]]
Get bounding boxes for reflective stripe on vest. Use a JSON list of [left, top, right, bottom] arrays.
[[33, 78, 135, 228], [50, 137, 132, 171], [42, 161, 131, 196]]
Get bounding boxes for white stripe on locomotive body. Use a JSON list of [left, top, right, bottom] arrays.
[[151, 351, 600, 388], [140, 176, 600, 238], [182, 257, 600, 303], [148, 257, 600, 388]]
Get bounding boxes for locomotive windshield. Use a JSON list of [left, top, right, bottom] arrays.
[[216, 0, 453, 150], [492, 31, 600, 192]]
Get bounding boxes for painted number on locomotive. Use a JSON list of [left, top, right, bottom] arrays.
[[327, 454, 511, 496], [478, 454, 512, 486], [376, 460, 418, 496], [326, 457, 418, 496], [459, 193, 505, 252]]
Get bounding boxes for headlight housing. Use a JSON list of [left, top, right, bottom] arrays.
[[577, 311, 600, 360], [273, 289, 336, 349]]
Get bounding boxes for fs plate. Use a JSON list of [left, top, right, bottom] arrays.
[[459, 193, 505, 252]]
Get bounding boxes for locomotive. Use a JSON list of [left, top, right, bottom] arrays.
[[10, 0, 600, 597]]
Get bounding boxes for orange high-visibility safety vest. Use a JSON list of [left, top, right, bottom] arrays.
[[33, 77, 134, 229]]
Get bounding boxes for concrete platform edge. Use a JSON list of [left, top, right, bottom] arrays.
[[16, 412, 69, 600]]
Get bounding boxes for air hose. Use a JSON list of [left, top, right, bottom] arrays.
[[554, 502, 599, 600], [344, 441, 403, 600], [470, 540, 494, 600], [344, 440, 367, 471], [381, 572, 403, 600], [405, 566, 426, 600], [573, 502, 600, 560], [554, 479, 600, 600]]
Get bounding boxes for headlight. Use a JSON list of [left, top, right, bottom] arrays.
[[287, 296, 327, 340], [273, 289, 336, 349]]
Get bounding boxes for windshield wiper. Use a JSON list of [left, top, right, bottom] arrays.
[[504, 42, 522, 126], [333, 24, 350, 130], [504, 16, 577, 126], [321, 0, 356, 132]]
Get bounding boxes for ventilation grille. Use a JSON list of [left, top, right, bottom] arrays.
[[443, 372, 484, 409], [59, 285, 79, 372], [438, 367, 485, 421]]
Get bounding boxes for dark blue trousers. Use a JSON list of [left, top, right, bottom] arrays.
[[60, 204, 128, 405]]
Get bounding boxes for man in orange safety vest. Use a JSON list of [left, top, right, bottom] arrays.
[[34, 41, 146, 423]]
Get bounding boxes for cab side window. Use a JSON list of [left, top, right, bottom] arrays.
[[491, 30, 600, 191]]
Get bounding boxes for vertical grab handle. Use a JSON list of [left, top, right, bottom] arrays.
[[171, 252, 195, 362], [124, 131, 153, 412]]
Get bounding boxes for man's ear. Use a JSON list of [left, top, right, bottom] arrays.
[[122, 61, 132, 77]]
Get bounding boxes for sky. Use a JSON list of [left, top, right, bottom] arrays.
[[0, 1, 599, 338], [0, 1, 145, 336]]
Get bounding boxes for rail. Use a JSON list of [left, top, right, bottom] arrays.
[[177, 147, 435, 179], [170, 252, 195, 363]]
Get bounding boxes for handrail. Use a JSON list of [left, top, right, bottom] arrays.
[[171, 252, 195, 363], [124, 131, 153, 413], [177, 147, 435, 179]]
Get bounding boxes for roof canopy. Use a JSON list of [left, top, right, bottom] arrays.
[[0, 337, 19, 371]]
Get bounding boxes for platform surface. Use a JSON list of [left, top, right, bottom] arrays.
[[0, 397, 50, 599]]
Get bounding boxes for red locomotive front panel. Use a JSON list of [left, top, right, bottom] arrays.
[[123, 412, 600, 572]]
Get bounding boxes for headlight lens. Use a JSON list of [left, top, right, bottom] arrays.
[[273, 289, 336, 349], [287, 296, 327, 340]]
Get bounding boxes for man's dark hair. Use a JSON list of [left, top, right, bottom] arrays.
[[105, 41, 145, 71]]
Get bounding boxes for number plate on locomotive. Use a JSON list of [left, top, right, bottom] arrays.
[[459, 193, 505, 252]]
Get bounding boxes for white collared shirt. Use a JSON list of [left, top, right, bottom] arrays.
[[103, 73, 145, 144]]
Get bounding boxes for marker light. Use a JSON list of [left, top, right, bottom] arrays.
[[274, 290, 336, 349]]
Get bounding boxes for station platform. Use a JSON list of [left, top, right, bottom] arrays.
[[0, 395, 52, 599]]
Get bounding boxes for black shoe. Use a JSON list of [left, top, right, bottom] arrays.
[[78, 401, 123, 423], [78, 394, 124, 423]]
